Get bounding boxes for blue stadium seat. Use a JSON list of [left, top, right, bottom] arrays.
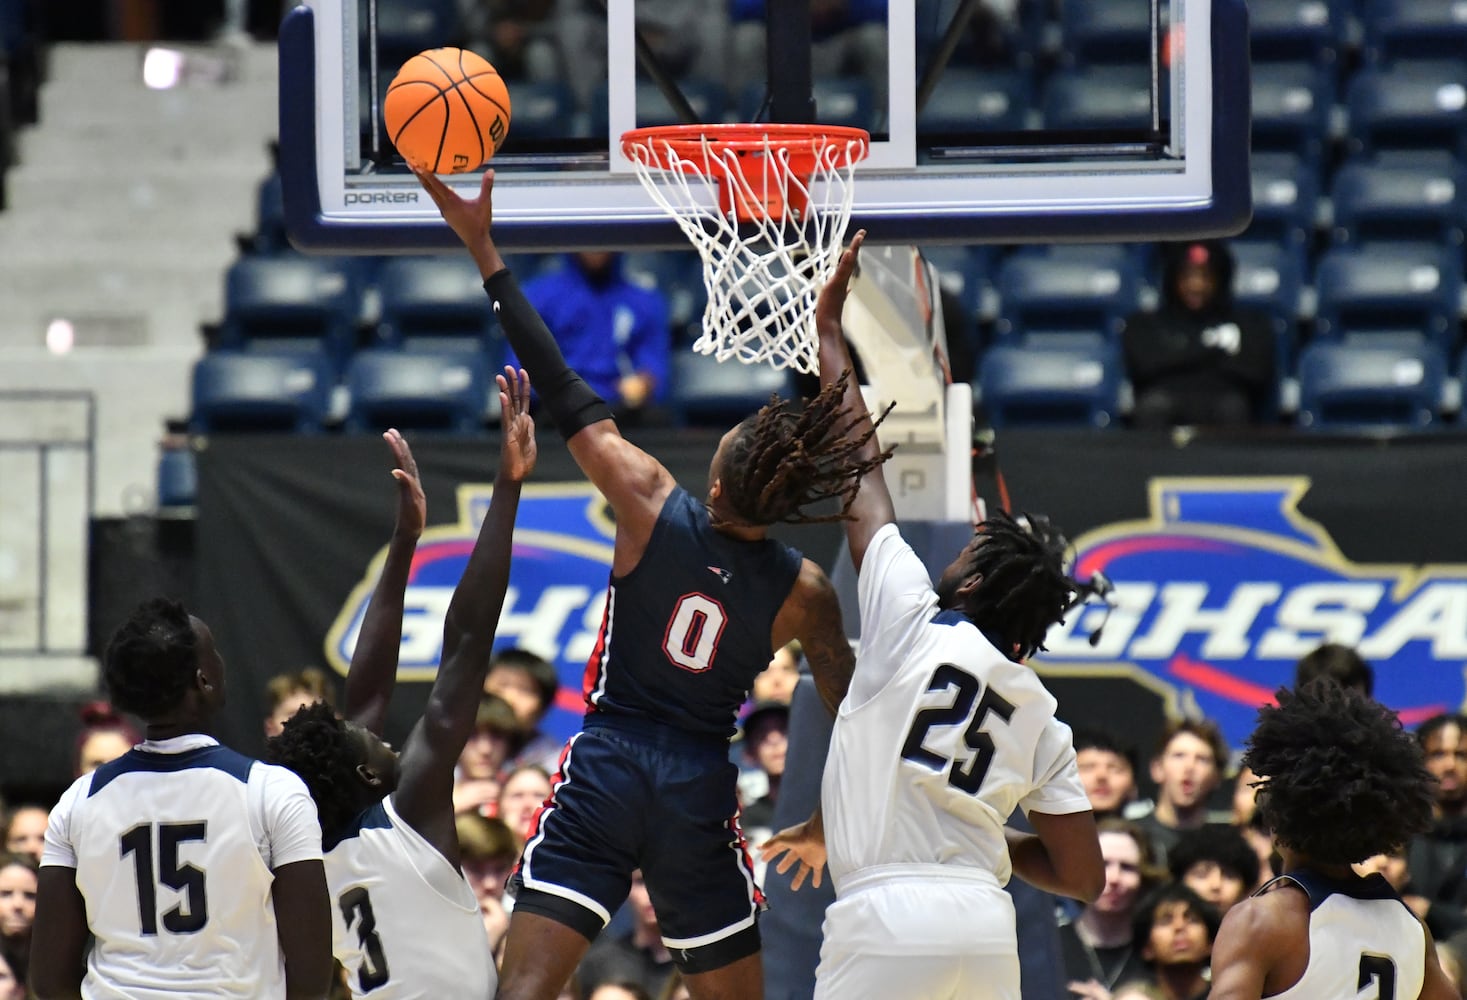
[[813, 77, 875, 131], [621, 251, 705, 343], [920, 245, 991, 324], [1059, 0, 1156, 65], [1362, 0, 1467, 63], [993, 252, 1142, 344], [191, 351, 335, 433], [219, 256, 363, 367], [372, 0, 460, 64], [670, 351, 792, 428], [918, 68, 1032, 134], [1251, 62, 1333, 161], [157, 447, 197, 508], [375, 255, 497, 352], [1248, 0, 1344, 63], [1042, 67, 1160, 132], [1313, 244, 1463, 349], [345, 348, 491, 433], [1230, 240, 1306, 377], [1329, 160, 1467, 246], [1246, 152, 1319, 246], [1296, 339, 1445, 430], [1345, 61, 1467, 158], [506, 81, 577, 141], [593, 78, 725, 135], [977, 342, 1124, 429], [253, 172, 288, 254]]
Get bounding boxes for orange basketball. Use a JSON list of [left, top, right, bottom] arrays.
[[383, 48, 511, 174]]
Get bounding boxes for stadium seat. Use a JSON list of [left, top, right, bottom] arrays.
[[190, 351, 335, 434], [622, 251, 706, 344], [669, 351, 792, 428], [156, 447, 198, 509], [1362, 0, 1467, 63], [1296, 339, 1446, 430], [1042, 67, 1161, 133], [1058, 0, 1156, 65], [1247, 0, 1344, 63], [1246, 152, 1319, 246], [1345, 61, 1467, 159], [1250, 62, 1333, 161], [918, 68, 1032, 134], [218, 256, 363, 367], [371, 0, 460, 65], [993, 252, 1142, 344], [977, 342, 1124, 429], [1230, 240, 1306, 383], [813, 77, 875, 131], [1313, 244, 1463, 349], [1329, 160, 1467, 247], [345, 348, 491, 433], [592, 78, 725, 135], [505, 81, 577, 141], [253, 172, 288, 254], [375, 255, 497, 352]]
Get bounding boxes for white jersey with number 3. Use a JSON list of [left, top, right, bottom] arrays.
[[39, 734, 322, 1000], [822, 524, 1090, 902], [325, 794, 496, 999]]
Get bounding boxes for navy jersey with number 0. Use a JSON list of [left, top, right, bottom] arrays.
[[582, 486, 804, 738]]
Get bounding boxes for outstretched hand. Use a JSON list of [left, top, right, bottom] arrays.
[[383, 428, 426, 539], [412, 166, 497, 261], [815, 229, 865, 340], [497, 366, 537, 482], [757, 815, 827, 892]]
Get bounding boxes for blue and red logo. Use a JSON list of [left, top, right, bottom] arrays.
[[325, 483, 613, 740], [1037, 477, 1467, 749]]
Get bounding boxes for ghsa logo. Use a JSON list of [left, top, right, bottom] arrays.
[[1036, 477, 1467, 748], [324, 483, 612, 738]]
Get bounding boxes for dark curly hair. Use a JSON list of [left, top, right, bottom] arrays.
[[1132, 882, 1221, 952], [265, 702, 366, 841], [719, 369, 895, 526], [103, 598, 198, 719], [1245, 681, 1435, 865], [1294, 642, 1373, 697], [1167, 823, 1261, 889], [957, 510, 1077, 661]]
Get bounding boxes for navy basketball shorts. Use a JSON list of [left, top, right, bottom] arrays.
[[509, 714, 763, 973]]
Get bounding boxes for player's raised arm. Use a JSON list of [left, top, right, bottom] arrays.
[[773, 559, 855, 717], [390, 367, 536, 859], [413, 168, 675, 567], [814, 230, 897, 573], [342, 428, 426, 737]]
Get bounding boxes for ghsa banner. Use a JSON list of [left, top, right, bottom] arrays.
[[324, 482, 612, 740], [1036, 477, 1467, 749]]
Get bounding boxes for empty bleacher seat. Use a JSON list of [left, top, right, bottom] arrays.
[[372, 0, 460, 65], [253, 172, 288, 254], [1251, 62, 1334, 161], [345, 348, 491, 433], [593, 78, 725, 135], [1362, 0, 1467, 63], [918, 68, 1032, 134], [191, 352, 335, 433], [670, 351, 791, 427], [1345, 61, 1467, 159], [375, 255, 497, 352], [1042, 67, 1161, 132], [1230, 240, 1306, 385], [1296, 340, 1446, 430], [993, 252, 1142, 343], [219, 256, 364, 367], [1329, 160, 1467, 246], [1248, 0, 1343, 63], [156, 446, 198, 509], [505, 81, 577, 141], [1247, 152, 1319, 246], [1313, 244, 1463, 349], [977, 342, 1124, 429], [1058, 0, 1157, 65]]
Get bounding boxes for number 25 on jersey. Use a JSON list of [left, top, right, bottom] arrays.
[[900, 664, 1016, 795]]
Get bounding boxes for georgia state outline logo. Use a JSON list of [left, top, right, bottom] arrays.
[[1037, 477, 1467, 747], [324, 483, 613, 735]]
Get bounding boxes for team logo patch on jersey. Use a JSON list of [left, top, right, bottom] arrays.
[[706, 565, 733, 584], [325, 483, 614, 738], [1035, 477, 1467, 747]]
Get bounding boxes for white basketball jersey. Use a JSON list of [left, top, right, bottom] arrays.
[[824, 524, 1091, 890], [325, 795, 496, 999], [40, 734, 322, 1000], [1264, 871, 1425, 1000]]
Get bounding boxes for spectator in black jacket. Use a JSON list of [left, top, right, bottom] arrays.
[[1123, 240, 1276, 429], [1406, 713, 1467, 939]]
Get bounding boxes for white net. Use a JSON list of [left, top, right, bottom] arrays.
[[622, 127, 867, 374]]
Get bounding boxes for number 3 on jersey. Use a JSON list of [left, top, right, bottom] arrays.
[[663, 593, 727, 672], [900, 664, 1016, 795]]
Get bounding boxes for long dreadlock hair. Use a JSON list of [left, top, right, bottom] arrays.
[[719, 368, 895, 526], [959, 510, 1076, 662]]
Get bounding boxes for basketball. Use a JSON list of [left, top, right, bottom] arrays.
[[383, 48, 511, 175]]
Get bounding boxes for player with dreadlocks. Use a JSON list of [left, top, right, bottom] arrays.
[[267, 372, 536, 999], [1209, 682, 1457, 999], [761, 232, 1104, 1000], [416, 167, 869, 1000]]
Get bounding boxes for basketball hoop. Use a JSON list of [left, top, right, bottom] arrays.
[[621, 123, 870, 374]]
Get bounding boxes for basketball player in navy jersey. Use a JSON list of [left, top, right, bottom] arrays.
[[267, 370, 535, 998], [32, 599, 333, 999], [415, 167, 871, 1000], [759, 231, 1104, 999], [1210, 682, 1458, 1000]]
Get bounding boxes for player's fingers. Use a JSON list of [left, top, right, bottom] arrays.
[[810, 864, 823, 889], [516, 368, 530, 407], [482, 169, 495, 200], [791, 863, 808, 892]]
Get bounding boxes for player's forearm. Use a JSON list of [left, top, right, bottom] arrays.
[[465, 231, 506, 283], [1005, 828, 1089, 899], [343, 530, 418, 734], [442, 469, 521, 664]]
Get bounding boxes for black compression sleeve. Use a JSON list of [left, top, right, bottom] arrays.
[[483, 269, 613, 439]]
